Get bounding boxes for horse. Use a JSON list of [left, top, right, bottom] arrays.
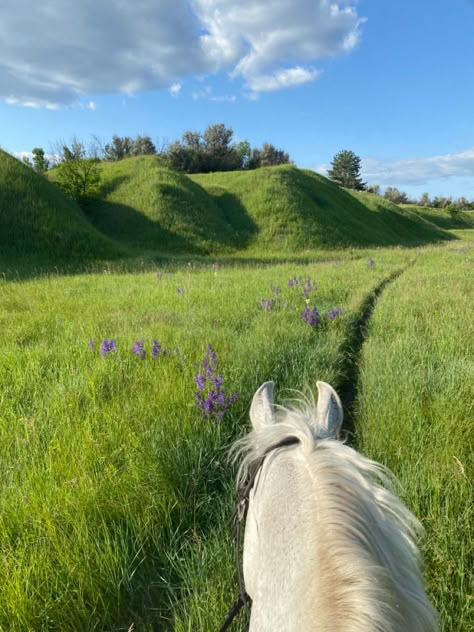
[[232, 380, 439, 631]]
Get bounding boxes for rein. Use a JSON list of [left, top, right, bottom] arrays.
[[219, 436, 300, 631]]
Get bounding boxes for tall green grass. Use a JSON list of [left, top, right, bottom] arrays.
[[0, 150, 121, 261], [193, 166, 454, 251], [356, 246, 474, 631], [0, 253, 409, 629]]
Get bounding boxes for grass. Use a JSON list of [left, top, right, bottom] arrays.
[[0, 253, 409, 630], [404, 204, 474, 230], [356, 245, 474, 631], [0, 150, 121, 261], [192, 166, 454, 251]]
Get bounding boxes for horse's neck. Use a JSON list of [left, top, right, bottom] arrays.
[[244, 449, 324, 631]]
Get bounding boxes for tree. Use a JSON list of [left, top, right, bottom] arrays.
[[384, 187, 408, 204], [418, 192, 431, 207], [55, 158, 101, 200], [366, 184, 381, 195], [32, 147, 49, 173], [104, 135, 134, 161], [132, 135, 156, 156], [327, 150, 366, 190]]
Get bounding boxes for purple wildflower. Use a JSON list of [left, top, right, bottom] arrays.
[[194, 345, 239, 422], [195, 374, 206, 390], [132, 339, 146, 359], [327, 307, 343, 320], [151, 340, 161, 359], [303, 277, 316, 298], [368, 257, 376, 269], [301, 306, 320, 328], [88, 338, 95, 351], [271, 285, 281, 295], [100, 339, 117, 357], [261, 298, 274, 312]]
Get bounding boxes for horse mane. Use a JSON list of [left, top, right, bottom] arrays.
[[233, 396, 439, 631]]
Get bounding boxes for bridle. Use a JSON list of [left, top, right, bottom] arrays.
[[219, 436, 300, 631]]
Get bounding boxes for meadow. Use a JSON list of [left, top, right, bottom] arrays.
[[1, 250, 414, 630], [1, 152, 473, 630]]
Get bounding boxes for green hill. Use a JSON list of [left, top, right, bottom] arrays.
[[0, 150, 121, 261], [85, 156, 245, 254], [401, 204, 474, 230], [191, 166, 454, 251]]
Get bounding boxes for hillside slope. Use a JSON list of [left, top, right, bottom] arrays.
[[192, 166, 454, 250], [401, 204, 474, 230], [0, 150, 121, 260], [85, 156, 245, 254]]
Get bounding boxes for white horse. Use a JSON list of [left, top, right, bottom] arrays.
[[234, 381, 439, 631]]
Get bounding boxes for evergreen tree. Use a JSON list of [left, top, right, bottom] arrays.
[[327, 150, 366, 190]]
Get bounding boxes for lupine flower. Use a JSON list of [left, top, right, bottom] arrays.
[[261, 298, 274, 312], [194, 345, 239, 422], [301, 306, 320, 327], [271, 285, 281, 295], [195, 374, 206, 390], [132, 339, 146, 359], [368, 257, 376, 269], [288, 278, 296, 288], [151, 340, 161, 359], [100, 339, 117, 357], [88, 338, 95, 351], [303, 277, 315, 298], [327, 307, 343, 320]]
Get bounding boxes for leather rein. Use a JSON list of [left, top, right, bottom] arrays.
[[219, 436, 300, 631]]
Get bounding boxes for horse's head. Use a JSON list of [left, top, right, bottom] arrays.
[[236, 381, 438, 632]]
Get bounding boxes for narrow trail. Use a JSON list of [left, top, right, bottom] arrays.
[[337, 265, 412, 442]]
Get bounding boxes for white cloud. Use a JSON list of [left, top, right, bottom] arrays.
[[246, 66, 320, 94], [0, 0, 363, 107], [86, 100, 96, 110], [361, 148, 474, 185], [169, 82, 182, 97], [315, 147, 474, 188], [192, 85, 236, 102]]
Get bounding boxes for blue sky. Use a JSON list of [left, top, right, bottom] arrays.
[[1, 0, 474, 200]]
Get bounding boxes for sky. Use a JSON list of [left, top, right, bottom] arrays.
[[1, 0, 474, 200]]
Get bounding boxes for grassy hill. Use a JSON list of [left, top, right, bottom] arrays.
[[1, 152, 455, 265], [84, 156, 243, 254], [192, 166, 454, 251], [401, 204, 474, 230], [0, 150, 121, 261]]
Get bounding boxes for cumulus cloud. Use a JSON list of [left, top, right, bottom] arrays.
[[361, 148, 474, 185], [0, 0, 363, 107], [169, 83, 182, 97]]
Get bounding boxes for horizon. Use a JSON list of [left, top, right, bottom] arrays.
[[1, 0, 474, 200]]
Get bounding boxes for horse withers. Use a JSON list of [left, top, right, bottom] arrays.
[[233, 381, 438, 631]]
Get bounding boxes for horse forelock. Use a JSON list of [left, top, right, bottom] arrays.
[[234, 400, 439, 631]]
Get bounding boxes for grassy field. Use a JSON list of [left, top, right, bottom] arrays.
[[0, 252, 412, 630], [356, 246, 474, 631]]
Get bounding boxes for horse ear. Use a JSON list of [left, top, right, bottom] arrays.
[[314, 381, 343, 438], [250, 381, 276, 430]]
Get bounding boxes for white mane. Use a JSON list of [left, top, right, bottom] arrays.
[[234, 386, 438, 631]]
